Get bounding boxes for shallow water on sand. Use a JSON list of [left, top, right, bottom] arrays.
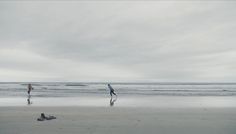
[[0, 96, 236, 108]]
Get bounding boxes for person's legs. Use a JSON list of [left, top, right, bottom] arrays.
[[112, 91, 117, 96], [110, 91, 113, 97]]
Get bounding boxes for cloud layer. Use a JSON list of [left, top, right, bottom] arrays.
[[0, 1, 236, 82]]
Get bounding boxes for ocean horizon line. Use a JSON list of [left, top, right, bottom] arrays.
[[1, 82, 236, 85]]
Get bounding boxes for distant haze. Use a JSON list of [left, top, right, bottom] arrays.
[[0, 1, 236, 82]]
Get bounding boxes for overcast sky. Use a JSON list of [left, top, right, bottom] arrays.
[[0, 1, 236, 82]]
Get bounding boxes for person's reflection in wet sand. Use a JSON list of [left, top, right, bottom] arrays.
[[27, 95, 33, 105], [110, 97, 117, 107]]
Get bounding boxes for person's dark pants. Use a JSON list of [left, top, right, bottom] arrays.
[[110, 91, 116, 96]]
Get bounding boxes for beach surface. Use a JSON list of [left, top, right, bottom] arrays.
[[1, 96, 236, 134]]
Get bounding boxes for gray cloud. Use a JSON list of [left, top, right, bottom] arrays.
[[0, 1, 236, 82]]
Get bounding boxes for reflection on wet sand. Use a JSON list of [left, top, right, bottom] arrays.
[[27, 95, 32, 105], [110, 97, 117, 107]]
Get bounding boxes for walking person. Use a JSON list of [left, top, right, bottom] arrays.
[[108, 84, 117, 97], [27, 84, 34, 96]]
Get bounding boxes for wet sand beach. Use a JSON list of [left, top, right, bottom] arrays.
[[0, 96, 236, 134]]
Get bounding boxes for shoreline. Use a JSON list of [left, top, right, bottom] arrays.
[[0, 95, 236, 108]]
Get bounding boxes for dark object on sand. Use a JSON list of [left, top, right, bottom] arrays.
[[37, 113, 56, 121]]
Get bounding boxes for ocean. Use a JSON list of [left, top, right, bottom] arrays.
[[1, 82, 236, 107], [1, 82, 236, 98]]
